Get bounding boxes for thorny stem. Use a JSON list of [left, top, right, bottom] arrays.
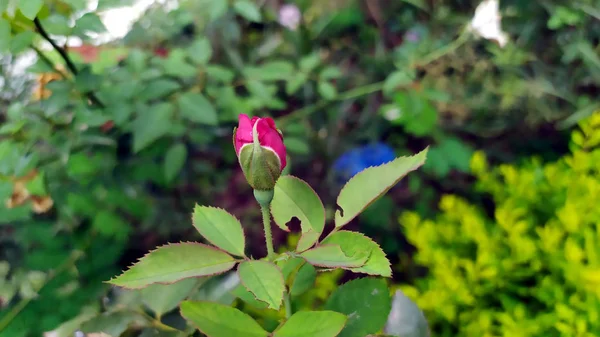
[[260, 205, 275, 260]]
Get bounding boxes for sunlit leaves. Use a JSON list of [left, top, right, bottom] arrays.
[[192, 206, 246, 257], [322, 231, 391, 277], [300, 245, 369, 268], [238, 260, 285, 310], [271, 176, 325, 251], [74, 13, 106, 36], [108, 243, 237, 289], [335, 148, 428, 228], [18, 0, 44, 20]]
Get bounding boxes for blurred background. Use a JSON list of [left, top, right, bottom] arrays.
[[0, 0, 599, 336]]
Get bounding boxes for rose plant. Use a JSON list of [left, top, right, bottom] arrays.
[[108, 114, 428, 337]]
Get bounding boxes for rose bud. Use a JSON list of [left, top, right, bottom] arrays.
[[233, 114, 287, 191]]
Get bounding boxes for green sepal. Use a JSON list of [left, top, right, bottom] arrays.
[[239, 143, 282, 190]]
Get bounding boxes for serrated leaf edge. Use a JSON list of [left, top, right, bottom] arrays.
[[237, 260, 285, 310], [106, 241, 239, 289], [295, 229, 320, 253], [335, 148, 428, 228], [323, 230, 392, 278], [192, 204, 247, 257], [300, 244, 369, 269]]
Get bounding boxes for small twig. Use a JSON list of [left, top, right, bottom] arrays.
[[34, 18, 79, 75], [31, 45, 69, 78], [33, 17, 106, 108], [278, 28, 471, 125]]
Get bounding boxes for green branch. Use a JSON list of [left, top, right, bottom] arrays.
[[33, 17, 106, 108], [277, 27, 471, 125]]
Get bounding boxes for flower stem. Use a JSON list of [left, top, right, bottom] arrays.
[[260, 204, 275, 260], [284, 293, 293, 319]]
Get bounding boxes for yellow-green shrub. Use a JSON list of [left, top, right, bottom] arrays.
[[399, 113, 600, 337]]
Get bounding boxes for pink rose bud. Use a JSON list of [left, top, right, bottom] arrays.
[[233, 114, 287, 191]]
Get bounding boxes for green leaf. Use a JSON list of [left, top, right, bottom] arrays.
[[320, 66, 343, 80], [206, 65, 235, 83], [423, 137, 473, 177], [163, 49, 197, 78], [297, 230, 321, 253], [392, 91, 438, 136], [244, 61, 294, 81], [300, 245, 369, 268], [289, 261, 316, 296], [93, 210, 130, 241], [318, 81, 337, 100], [206, 0, 229, 21], [300, 53, 321, 73], [74, 13, 107, 34], [271, 176, 325, 250], [18, 0, 44, 20], [164, 142, 187, 182], [322, 231, 391, 277], [108, 243, 237, 289], [10, 31, 35, 54], [286, 73, 308, 95], [383, 71, 414, 95], [284, 137, 310, 155], [97, 0, 135, 10], [141, 278, 198, 317], [81, 312, 141, 337], [273, 311, 347, 337], [231, 284, 269, 309], [383, 290, 430, 337], [63, 0, 90, 11], [181, 300, 269, 337], [0, 19, 11, 52], [335, 148, 428, 228], [41, 14, 71, 35], [0, 1, 8, 13], [188, 38, 213, 65], [238, 260, 285, 310], [325, 278, 392, 337], [24, 171, 45, 195], [132, 103, 173, 153], [127, 49, 147, 73], [192, 205, 246, 257], [233, 0, 262, 22], [177, 92, 218, 125], [139, 79, 180, 101]]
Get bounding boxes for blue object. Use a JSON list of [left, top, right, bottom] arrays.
[[332, 143, 396, 182]]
